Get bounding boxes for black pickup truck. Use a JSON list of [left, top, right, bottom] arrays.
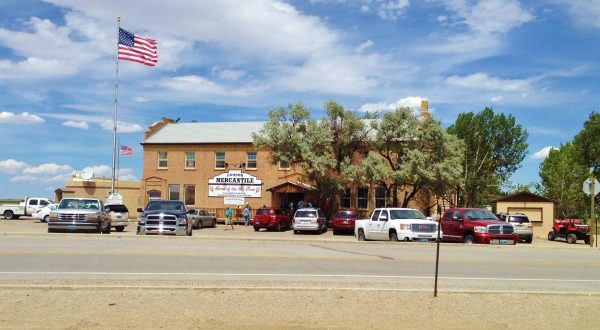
[[136, 200, 193, 236]]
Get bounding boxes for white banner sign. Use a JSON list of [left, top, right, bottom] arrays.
[[224, 196, 245, 205], [105, 193, 123, 205], [208, 170, 262, 197]]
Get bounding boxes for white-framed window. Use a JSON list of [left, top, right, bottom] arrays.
[[184, 184, 195, 205], [185, 152, 196, 169], [279, 160, 290, 170], [169, 184, 180, 200], [341, 188, 351, 208], [158, 151, 168, 169], [357, 187, 369, 209], [215, 152, 225, 169], [247, 151, 257, 169]]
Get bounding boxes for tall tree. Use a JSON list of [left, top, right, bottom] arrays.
[[574, 112, 600, 174], [252, 101, 371, 209], [448, 107, 528, 207], [364, 108, 464, 208], [538, 143, 588, 219]]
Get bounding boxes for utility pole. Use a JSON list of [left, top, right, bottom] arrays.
[[591, 175, 596, 247]]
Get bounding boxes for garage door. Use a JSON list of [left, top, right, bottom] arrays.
[[508, 208, 542, 223]]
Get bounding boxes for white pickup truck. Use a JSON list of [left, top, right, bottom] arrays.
[[354, 207, 442, 242], [0, 197, 53, 219]]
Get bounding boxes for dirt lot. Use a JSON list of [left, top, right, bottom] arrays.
[[0, 286, 598, 329]]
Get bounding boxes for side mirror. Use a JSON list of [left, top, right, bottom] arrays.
[[137, 208, 143, 213]]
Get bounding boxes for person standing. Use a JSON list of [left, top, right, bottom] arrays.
[[297, 200, 304, 209], [243, 204, 250, 226], [225, 206, 234, 230]]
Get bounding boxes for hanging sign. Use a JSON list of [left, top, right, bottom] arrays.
[[208, 170, 262, 197]]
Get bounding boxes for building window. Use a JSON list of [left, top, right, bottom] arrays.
[[184, 185, 195, 205], [375, 186, 387, 208], [185, 152, 196, 169], [279, 160, 290, 170], [357, 188, 368, 209], [247, 151, 257, 169], [148, 190, 161, 201], [169, 184, 180, 200], [341, 188, 351, 208], [215, 152, 225, 169], [158, 152, 168, 169]]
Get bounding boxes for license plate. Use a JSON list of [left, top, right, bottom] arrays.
[[497, 239, 512, 245], [301, 220, 310, 224], [420, 239, 429, 242], [343, 220, 348, 224], [255, 221, 260, 225], [67, 225, 76, 230]]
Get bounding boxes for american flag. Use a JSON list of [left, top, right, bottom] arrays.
[[118, 28, 157, 66], [120, 145, 134, 156]]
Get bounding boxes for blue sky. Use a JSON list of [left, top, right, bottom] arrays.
[[0, 0, 598, 200]]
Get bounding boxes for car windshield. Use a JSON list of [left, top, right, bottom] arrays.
[[509, 216, 530, 223], [464, 209, 498, 220], [59, 199, 100, 210], [295, 210, 317, 218], [389, 209, 426, 220], [255, 208, 273, 215], [145, 201, 185, 212], [336, 211, 357, 219], [106, 204, 128, 213]]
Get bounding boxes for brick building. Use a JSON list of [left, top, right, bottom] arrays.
[[140, 102, 436, 218]]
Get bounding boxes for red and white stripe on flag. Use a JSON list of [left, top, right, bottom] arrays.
[[118, 28, 157, 66]]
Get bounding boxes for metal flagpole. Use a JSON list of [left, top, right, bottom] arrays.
[[111, 17, 121, 194]]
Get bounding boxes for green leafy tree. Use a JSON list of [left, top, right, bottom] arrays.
[[574, 112, 600, 174], [448, 107, 528, 207], [538, 143, 588, 219], [364, 108, 465, 208], [252, 101, 371, 209]]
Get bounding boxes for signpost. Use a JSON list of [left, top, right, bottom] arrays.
[[583, 177, 599, 247]]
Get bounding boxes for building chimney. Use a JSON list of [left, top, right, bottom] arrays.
[[421, 100, 429, 118]]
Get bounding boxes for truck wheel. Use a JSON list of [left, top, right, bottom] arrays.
[[464, 234, 475, 244], [390, 232, 398, 242], [357, 229, 366, 241], [254, 226, 259, 232], [4, 210, 14, 220], [212, 219, 217, 227], [42, 215, 49, 223], [197, 221, 203, 230], [115, 226, 125, 232], [547, 231, 555, 241], [566, 233, 577, 244], [584, 236, 590, 245]]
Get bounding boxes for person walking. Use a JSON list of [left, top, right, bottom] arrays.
[[225, 206, 234, 230], [243, 204, 250, 226]]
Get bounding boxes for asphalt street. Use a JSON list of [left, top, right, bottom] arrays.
[[0, 222, 598, 294]]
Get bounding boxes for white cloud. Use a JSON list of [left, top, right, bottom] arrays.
[[490, 95, 503, 102], [359, 96, 426, 115], [356, 40, 374, 53], [211, 68, 247, 81], [531, 146, 558, 160], [23, 163, 73, 175], [445, 73, 532, 92], [0, 111, 44, 123], [0, 159, 28, 173], [440, 0, 534, 34], [377, 0, 410, 20], [12, 162, 75, 184], [558, 0, 600, 29], [62, 120, 89, 129], [100, 120, 144, 133]]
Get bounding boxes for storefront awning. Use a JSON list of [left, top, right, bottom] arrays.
[[267, 181, 316, 193]]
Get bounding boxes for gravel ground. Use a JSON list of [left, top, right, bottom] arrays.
[[0, 286, 598, 329]]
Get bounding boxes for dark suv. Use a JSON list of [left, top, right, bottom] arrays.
[[498, 213, 533, 243], [136, 200, 193, 236]]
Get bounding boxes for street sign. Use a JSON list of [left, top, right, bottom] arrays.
[[582, 178, 600, 196]]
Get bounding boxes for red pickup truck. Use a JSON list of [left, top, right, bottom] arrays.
[[440, 208, 518, 245]]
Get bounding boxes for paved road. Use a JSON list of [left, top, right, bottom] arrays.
[[0, 233, 598, 294]]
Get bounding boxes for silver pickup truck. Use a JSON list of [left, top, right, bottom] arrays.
[[47, 197, 111, 233]]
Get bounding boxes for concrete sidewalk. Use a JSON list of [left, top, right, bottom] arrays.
[[1, 216, 598, 249]]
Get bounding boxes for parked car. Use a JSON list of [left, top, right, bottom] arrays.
[[354, 208, 440, 242], [497, 213, 533, 243], [136, 200, 193, 236], [1, 197, 53, 219], [47, 198, 111, 233], [292, 208, 327, 234], [191, 209, 217, 229], [106, 204, 129, 232], [440, 208, 518, 245], [253, 207, 291, 232], [33, 203, 58, 223], [331, 209, 359, 235]]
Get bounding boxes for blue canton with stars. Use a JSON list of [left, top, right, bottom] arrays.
[[119, 28, 134, 46]]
